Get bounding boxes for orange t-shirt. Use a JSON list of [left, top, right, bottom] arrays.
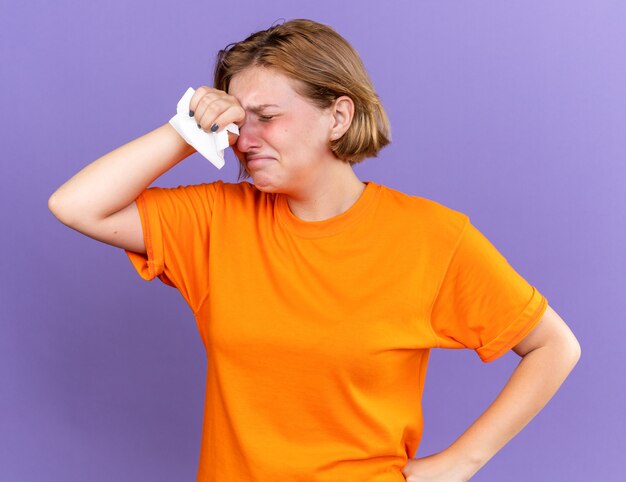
[[125, 180, 547, 481]]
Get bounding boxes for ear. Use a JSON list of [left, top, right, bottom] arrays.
[[329, 95, 354, 140]]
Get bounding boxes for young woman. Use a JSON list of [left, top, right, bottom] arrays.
[[49, 19, 581, 482]]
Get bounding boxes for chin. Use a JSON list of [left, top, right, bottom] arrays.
[[250, 173, 283, 193], [252, 180, 279, 193]]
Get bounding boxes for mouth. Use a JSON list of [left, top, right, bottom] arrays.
[[246, 157, 275, 168]]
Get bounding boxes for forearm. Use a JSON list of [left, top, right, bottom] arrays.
[[446, 343, 580, 479], [49, 122, 195, 223]]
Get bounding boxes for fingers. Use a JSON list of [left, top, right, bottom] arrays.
[[189, 87, 245, 134], [198, 102, 243, 134]]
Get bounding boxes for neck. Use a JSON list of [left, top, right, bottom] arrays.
[[285, 163, 366, 222]]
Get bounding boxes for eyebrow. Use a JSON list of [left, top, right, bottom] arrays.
[[245, 104, 280, 113]]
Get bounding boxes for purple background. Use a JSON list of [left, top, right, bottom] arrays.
[[2, 1, 624, 480]]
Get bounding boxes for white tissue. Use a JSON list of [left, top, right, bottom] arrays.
[[168, 87, 239, 169]]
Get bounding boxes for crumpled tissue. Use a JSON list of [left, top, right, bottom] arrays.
[[168, 87, 239, 169]]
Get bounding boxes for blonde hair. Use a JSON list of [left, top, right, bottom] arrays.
[[213, 19, 391, 181]]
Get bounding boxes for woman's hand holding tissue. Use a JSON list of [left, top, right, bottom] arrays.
[[189, 86, 243, 146], [169, 86, 242, 168]]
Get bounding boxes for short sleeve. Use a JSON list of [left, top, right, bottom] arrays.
[[429, 217, 548, 362], [124, 181, 221, 312]]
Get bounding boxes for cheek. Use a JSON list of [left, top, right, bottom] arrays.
[[267, 116, 328, 154], [292, 121, 327, 150], [262, 120, 295, 151]]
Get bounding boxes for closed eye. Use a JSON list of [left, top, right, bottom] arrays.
[[258, 115, 275, 122]]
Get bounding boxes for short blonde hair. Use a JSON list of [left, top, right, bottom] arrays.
[[213, 19, 391, 181]]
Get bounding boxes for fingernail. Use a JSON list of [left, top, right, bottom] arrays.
[[189, 110, 194, 117], [197, 123, 201, 129], [210, 123, 219, 132]]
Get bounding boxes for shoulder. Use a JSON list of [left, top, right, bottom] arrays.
[[376, 183, 470, 237], [155, 180, 258, 204], [217, 180, 268, 203], [212, 181, 280, 216], [219, 180, 255, 196], [141, 181, 223, 206]]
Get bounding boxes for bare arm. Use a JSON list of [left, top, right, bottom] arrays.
[[48, 87, 244, 253], [48, 123, 195, 253], [403, 305, 581, 481], [49, 123, 195, 222]]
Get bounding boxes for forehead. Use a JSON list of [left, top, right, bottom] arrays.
[[228, 66, 302, 109]]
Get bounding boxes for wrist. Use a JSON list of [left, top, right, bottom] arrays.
[[163, 122, 196, 153], [440, 446, 486, 480]]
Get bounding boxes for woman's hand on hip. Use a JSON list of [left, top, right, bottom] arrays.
[[402, 451, 474, 482]]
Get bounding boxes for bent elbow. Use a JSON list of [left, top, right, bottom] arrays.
[[48, 191, 75, 226], [558, 333, 581, 372], [48, 192, 61, 218], [570, 337, 582, 365]]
